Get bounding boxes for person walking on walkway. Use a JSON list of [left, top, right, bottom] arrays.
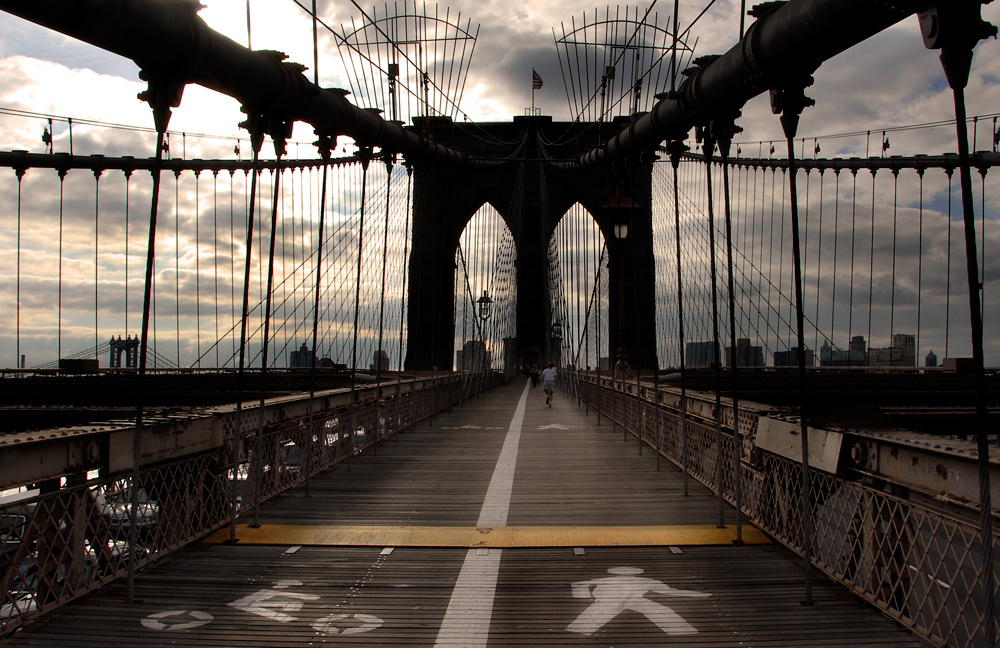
[[529, 363, 539, 388], [541, 362, 558, 407]]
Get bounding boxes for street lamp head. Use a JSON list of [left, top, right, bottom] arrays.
[[551, 319, 563, 340], [477, 290, 493, 321], [613, 222, 629, 240]]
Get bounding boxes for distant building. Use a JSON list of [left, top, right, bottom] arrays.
[[370, 350, 390, 371], [686, 341, 718, 368], [289, 343, 315, 368], [893, 333, 916, 367], [850, 335, 867, 360], [925, 349, 938, 367], [869, 333, 916, 367], [773, 347, 813, 367], [820, 336, 867, 367], [725, 338, 764, 368]]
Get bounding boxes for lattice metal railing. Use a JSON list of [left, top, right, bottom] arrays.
[[579, 373, 1000, 648], [0, 374, 478, 635]]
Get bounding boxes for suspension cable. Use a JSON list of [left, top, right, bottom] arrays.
[[15, 166, 24, 368], [349, 149, 372, 464]]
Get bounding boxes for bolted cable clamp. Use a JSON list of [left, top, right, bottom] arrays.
[[919, 0, 997, 91]]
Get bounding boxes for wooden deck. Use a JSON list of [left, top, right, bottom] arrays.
[[2, 380, 924, 647]]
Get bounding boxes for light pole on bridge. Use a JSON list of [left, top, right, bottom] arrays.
[[613, 220, 630, 377], [476, 290, 493, 394]]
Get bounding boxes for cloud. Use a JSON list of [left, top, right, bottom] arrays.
[[1, 1, 999, 369]]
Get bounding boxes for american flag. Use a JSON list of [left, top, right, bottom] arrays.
[[532, 69, 543, 90]]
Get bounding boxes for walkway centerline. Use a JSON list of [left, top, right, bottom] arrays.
[[433, 380, 530, 648]]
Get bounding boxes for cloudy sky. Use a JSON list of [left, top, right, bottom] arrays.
[[1, 1, 998, 155], [0, 0, 999, 368]]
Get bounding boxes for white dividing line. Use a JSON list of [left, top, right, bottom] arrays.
[[434, 381, 530, 648]]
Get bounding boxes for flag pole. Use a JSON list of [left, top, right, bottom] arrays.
[[531, 69, 543, 115]]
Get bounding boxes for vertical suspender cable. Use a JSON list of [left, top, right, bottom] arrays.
[[595, 209, 602, 425], [777, 167, 788, 353], [668, 140, 689, 496], [775, 83, 814, 606], [573, 207, 590, 404], [279, 167, 288, 357], [305, 139, 331, 496], [719, 131, 744, 544], [942, 47, 996, 643], [245, 0, 252, 49], [230, 124, 263, 544], [94, 169, 101, 361], [830, 170, 840, 350], [230, 170, 237, 364], [128, 86, 172, 603], [701, 132, 727, 528], [813, 169, 824, 353], [980, 167, 987, 318], [396, 163, 413, 435], [57, 168, 66, 363], [946, 169, 953, 359], [174, 170, 181, 366], [252, 135, 287, 527], [980, 170, 987, 309], [375, 157, 395, 450], [847, 169, 857, 353], [195, 171, 202, 367], [866, 170, 876, 352], [917, 170, 924, 361], [125, 169, 132, 338], [213, 170, 220, 368], [755, 162, 766, 343], [766, 167, 776, 350], [889, 170, 899, 353], [349, 151, 372, 463], [15, 167, 24, 368]]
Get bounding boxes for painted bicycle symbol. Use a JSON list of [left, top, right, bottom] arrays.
[[142, 579, 383, 636]]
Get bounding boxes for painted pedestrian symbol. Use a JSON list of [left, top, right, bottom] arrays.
[[566, 567, 710, 636]]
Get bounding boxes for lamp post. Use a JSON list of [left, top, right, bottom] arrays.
[[551, 318, 563, 380], [613, 221, 629, 375], [613, 220, 629, 437], [476, 290, 493, 394]]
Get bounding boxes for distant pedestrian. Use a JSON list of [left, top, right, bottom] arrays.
[[530, 363, 539, 387], [541, 362, 558, 406]]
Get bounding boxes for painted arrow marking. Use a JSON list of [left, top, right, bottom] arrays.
[[312, 612, 384, 635], [141, 609, 213, 631]]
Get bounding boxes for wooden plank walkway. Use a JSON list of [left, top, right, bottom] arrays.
[[2, 380, 924, 647]]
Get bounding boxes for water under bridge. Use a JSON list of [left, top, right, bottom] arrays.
[[1, 0, 999, 645]]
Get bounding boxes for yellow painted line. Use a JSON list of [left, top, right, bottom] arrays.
[[202, 524, 769, 547]]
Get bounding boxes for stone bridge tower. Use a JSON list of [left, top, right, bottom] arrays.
[[404, 115, 660, 372]]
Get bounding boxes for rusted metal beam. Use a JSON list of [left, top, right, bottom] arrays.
[[0, 0, 464, 164]]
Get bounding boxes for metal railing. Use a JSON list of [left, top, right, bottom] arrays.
[[576, 371, 1000, 648], [1, 371, 496, 635]]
